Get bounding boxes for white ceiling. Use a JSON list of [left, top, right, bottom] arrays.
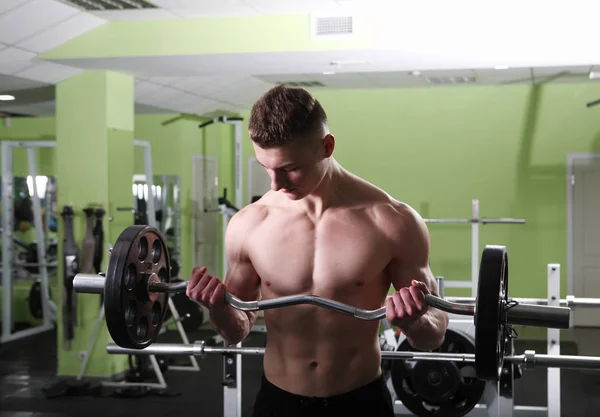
[[0, 0, 600, 117]]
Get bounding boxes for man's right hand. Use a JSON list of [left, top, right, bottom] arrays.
[[186, 266, 227, 311]]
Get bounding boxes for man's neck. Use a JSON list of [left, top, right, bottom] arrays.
[[299, 158, 346, 219]]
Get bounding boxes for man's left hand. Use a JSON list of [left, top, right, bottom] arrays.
[[386, 280, 430, 329]]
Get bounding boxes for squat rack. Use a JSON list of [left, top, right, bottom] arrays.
[[392, 263, 562, 417], [198, 115, 244, 417], [424, 199, 526, 296], [1, 140, 57, 344]]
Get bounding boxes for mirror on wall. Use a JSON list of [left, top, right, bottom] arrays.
[[1, 175, 58, 281], [131, 174, 181, 272], [191, 155, 219, 277]]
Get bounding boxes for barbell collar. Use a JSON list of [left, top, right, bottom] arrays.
[[566, 295, 600, 307], [504, 303, 571, 329], [73, 274, 105, 294], [522, 350, 536, 370]]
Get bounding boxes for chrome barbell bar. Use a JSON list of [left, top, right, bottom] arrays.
[[423, 218, 526, 224], [106, 342, 476, 363], [105, 342, 600, 371], [73, 274, 569, 329], [445, 295, 600, 308], [74, 273, 472, 320], [75, 274, 600, 310]]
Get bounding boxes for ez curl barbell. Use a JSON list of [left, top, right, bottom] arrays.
[[74, 225, 584, 382]]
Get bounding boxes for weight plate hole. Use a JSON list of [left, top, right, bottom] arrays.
[[125, 264, 136, 291], [138, 237, 149, 262], [158, 267, 168, 282], [137, 316, 148, 340], [151, 239, 162, 263], [151, 302, 162, 327], [125, 300, 136, 327]]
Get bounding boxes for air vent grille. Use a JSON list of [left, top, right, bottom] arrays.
[[426, 76, 477, 85], [314, 16, 353, 36], [61, 0, 157, 10], [277, 81, 326, 88]]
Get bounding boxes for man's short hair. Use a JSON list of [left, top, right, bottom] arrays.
[[249, 84, 328, 148]]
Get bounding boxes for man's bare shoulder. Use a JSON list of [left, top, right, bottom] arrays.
[[349, 177, 427, 242], [227, 199, 270, 238], [374, 199, 426, 236]]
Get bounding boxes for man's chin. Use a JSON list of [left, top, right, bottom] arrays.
[[282, 188, 302, 199]]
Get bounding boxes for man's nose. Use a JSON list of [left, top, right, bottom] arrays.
[[270, 171, 286, 191]]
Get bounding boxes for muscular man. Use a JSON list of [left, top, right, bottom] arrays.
[[187, 85, 449, 416]]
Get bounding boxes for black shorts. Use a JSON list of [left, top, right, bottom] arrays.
[[251, 374, 395, 417]]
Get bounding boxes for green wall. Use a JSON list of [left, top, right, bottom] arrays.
[[0, 117, 56, 176], [5, 80, 600, 352], [241, 83, 600, 302]]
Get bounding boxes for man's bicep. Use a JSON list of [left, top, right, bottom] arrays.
[[389, 204, 440, 296], [390, 261, 440, 297], [223, 257, 261, 302]]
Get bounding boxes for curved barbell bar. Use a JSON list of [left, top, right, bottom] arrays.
[[73, 274, 569, 329]]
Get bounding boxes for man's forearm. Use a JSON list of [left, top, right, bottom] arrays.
[[402, 309, 448, 351], [209, 306, 255, 344]]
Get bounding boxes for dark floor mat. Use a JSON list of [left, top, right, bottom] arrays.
[[1, 328, 599, 416]]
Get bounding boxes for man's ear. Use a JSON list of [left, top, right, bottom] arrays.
[[323, 133, 335, 158]]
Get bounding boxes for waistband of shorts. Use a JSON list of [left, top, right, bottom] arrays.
[[260, 373, 385, 404]]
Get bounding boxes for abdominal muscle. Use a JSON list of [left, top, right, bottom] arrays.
[[261, 306, 383, 397]]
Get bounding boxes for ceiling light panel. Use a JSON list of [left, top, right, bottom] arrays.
[[60, 0, 157, 10]]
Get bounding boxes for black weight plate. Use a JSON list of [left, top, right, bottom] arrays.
[[127, 354, 169, 381], [391, 329, 485, 417], [475, 245, 508, 381], [174, 292, 204, 332], [28, 280, 51, 319], [170, 258, 180, 278], [104, 225, 171, 349], [164, 278, 204, 332]]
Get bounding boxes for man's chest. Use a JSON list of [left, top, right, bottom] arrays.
[[247, 213, 393, 296]]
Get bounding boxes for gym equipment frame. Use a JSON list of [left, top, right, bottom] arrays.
[[1, 140, 57, 343], [424, 199, 525, 296]]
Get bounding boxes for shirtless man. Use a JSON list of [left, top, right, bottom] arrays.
[[187, 85, 449, 417]]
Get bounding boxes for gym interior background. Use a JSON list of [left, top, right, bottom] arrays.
[[2, 0, 600, 416]]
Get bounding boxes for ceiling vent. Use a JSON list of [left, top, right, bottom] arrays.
[[426, 76, 477, 85], [276, 81, 326, 88], [60, 0, 157, 10], [311, 14, 354, 39]]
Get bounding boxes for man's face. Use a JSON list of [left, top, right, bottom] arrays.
[[253, 136, 332, 200]]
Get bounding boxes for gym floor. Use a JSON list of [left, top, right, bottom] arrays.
[[2, 328, 600, 417]]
